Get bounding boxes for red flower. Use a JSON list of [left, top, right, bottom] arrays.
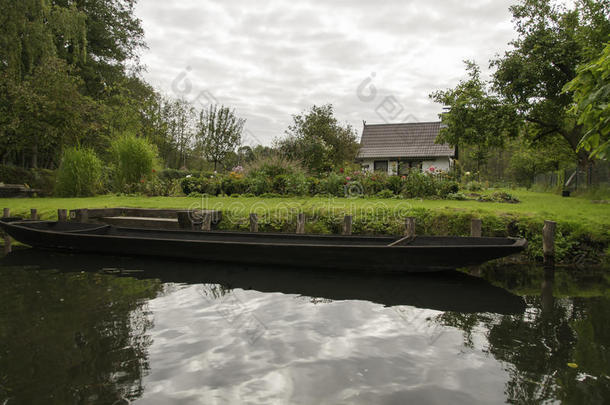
[[339, 168, 344, 173], [152, 169, 156, 173], [140, 179, 145, 183]]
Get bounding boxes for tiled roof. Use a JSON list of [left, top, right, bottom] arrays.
[[357, 122, 455, 159]]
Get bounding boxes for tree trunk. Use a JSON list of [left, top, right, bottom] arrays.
[[31, 142, 38, 168]]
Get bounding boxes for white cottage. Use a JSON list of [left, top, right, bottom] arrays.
[[356, 121, 455, 175]]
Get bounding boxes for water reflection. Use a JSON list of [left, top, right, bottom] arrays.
[[0, 259, 162, 404], [1, 250, 526, 314], [0, 250, 607, 404]]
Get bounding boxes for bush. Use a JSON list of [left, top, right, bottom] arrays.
[[402, 171, 437, 198], [221, 176, 248, 195], [110, 135, 158, 192], [54, 147, 103, 197], [285, 173, 308, 196], [376, 189, 395, 198], [464, 181, 484, 192], [446, 192, 468, 200], [141, 177, 184, 197], [247, 174, 273, 195], [478, 191, 521, 203], [158, 168, 195, 181], [319, 172, 345, 197], [306, 176, 321, 195], [437, 180, 459, 197], [272, 174, 289, 194], [0, 165, 33, 185], [245, 154, 302, 177], [387, 175, 405, 194]]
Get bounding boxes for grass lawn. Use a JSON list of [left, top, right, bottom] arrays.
[[0, 189, 608, 229]]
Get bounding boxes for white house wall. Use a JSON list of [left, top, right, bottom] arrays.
[[422, 157, 451, 172], [359, 157, 451, 174]]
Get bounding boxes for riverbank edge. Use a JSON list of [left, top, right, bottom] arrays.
[[1, 204, 607, 265]]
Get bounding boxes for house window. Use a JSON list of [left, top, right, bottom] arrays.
[[374, 160, 388, 173]]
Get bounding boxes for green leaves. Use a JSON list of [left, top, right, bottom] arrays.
[[195, 104, 246, 171], [430, 61, 519, 169], [54, 147, 103, 197], [564, 43, 610, 160], [278, 104, 359, 173]]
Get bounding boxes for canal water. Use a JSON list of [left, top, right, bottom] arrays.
[[0, 250, 608, 404]]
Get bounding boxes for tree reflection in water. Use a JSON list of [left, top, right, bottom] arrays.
[[436, 264, 610, 404], [0, 267, 162, 404]]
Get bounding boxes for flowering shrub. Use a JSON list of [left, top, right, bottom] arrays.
[[178, 168, 460, 199]]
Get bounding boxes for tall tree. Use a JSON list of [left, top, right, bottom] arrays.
[[430, 61, 519, 173], [491, 0, 610, 167], [196, 104, 245, 171], [278, 104, 359, 173]]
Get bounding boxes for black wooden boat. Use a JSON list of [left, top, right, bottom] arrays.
[[0, 220, 527, 272]]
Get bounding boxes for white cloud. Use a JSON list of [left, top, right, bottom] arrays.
[[136, 0, 516, 144]]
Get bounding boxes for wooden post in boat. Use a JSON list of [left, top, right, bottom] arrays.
[[296, 213, 305, 234], [2, 208, 11, 253], [30, 208, 38, 220], [470, 218, 482, 237], [542, 220, 556, 266], [249, 213, 258, 233], [404, 217, 416, 238], [57, 209, 68, 222], [80, 208, 89, 223], [342, 215, 352, 236], [201, 212, 212, 231]]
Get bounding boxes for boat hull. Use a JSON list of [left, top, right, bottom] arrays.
[[0, 221, 527, 272]]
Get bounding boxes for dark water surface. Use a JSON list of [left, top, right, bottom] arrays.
[[0, 250, 608, 404]]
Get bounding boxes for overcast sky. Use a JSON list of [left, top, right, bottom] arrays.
[[135, 0, 516, 145]]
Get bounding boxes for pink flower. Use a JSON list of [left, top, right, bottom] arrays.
[[346, 176, 351, 181], [401, 176, 406, 180], [429, 166, 436, 172]]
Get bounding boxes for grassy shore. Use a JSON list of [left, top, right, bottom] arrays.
[[0, 189, 608, 226], [1, 189, 608, 263]]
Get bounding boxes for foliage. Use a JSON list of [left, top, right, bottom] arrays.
[[0, 0, 149, 170], [491, 0, 610, 165], [478, 191, 521, 203], [277, 104, 359, 173], [376, 189, 395, 198], [564, 42, 610, 160], [195, 104, 245, 171], [430, 61, 519, 170], [110, 135, 158, 192], [54, 148, 103, 197]]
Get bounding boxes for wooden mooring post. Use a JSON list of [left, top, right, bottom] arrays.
[[542, 220, 556, 267], [2, 208, 11, 253], [249, 213, 258, 233], [296, 213, 305, 234], [30, 208, 38, 220], [201, 212, 212, 231], [471, 218, 482, 237], [57, 209, 68, 222], [404, 217, 416, 238], [80, 208, 89, 223], [342, 215, 352, 236]]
